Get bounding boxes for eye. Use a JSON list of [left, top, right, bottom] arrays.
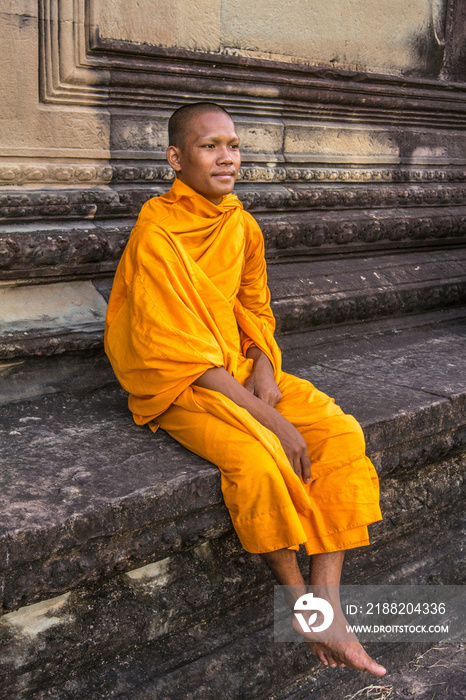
[[230, 143, 240, 149]]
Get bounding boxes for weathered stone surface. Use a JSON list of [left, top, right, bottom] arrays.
[[2, 0, 464, 226], [280, 308, 466, 468], [0, 279, 110, 359], [2, 250, 465, 359], [0, 511, 463, 699], [38, 0, 466, 124], [0, 504, 463, 700], [96, 0, 223, 53], [0, 310, 464, 613], [270, 248, 466, 333], [0, 381, 229, 610], [96, 0, 441, 77], [0, 280, 107, 336], [222, 0, 443, 76], [1, 2, 465, 698], [442, 0, 466, 81], [278, 640, 466, 700], [0, 351, 116, 406], [1, 190, 465, 280], [281, 309, 466, 406]]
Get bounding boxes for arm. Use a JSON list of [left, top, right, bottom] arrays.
[[244, 345, 282, 407], [193, 366, 310, 483]]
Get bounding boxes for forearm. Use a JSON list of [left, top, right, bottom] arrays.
[[246, 345, 277, 378], [193, 366, 281, 432], [193, 366, 311, 482], [246, 345, 269, 363]]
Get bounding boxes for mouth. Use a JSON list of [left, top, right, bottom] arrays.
[[212, 172, 235, 178]]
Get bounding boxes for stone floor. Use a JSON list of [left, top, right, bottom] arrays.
[[0, 307, 464, 698], [281, 639, 466, 700]]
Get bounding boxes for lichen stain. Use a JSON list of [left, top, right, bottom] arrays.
[[2, 592, 72, 637], [126, 557, 172, 587]]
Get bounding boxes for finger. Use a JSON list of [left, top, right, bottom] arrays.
[[301, 452, 311, 484], [293, 454, 303, 479], [285, 451, 300, 476]]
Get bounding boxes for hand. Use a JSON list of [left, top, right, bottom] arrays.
[[193, 362, 310, 482], [245, 348, 282, 407], [269, 411, 311, 484]]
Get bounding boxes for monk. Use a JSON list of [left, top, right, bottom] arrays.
[[105, 102, 386, 676]]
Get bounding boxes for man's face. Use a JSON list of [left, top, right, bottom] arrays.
[[167, 111, 241, 205]]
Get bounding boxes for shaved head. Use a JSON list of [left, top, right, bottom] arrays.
[[168, 102, 232, 149], [166, 104, 240, 204]]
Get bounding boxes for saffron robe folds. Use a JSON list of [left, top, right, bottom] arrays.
[[105, 179, 382, 555]]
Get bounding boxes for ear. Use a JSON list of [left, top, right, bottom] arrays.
[[166, 145, 182, 172]]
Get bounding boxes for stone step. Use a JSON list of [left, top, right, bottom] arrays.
[[0, 309, 465, 698], [1, 248, 466, 359], [0, 308, 464, 613], [271, 639, 466, 700], [269, 247, 466, 333], [0, 501, 463, 700]]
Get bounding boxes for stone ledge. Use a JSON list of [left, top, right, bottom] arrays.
[[0, 309, 465, 612], [1, 249, 466, 359], [2, 206, 465, 281], [0, 514, 463, 700]]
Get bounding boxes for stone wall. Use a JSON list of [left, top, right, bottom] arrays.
[[0, 0, 465, 353], [1, 6, 465, 695]]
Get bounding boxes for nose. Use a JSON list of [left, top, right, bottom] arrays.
[[217, 145, 234, 164]]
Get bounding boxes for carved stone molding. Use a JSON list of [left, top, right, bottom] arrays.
[[0, 189, 140, 221], [1, 208, 465, 280], [2, 163, 466, 187], [258, 209, 466, 253], [0, 164, 115, 186], [1, 184, 465, 224], [240, 184, 466, 213], [0, 224, 131, 278], [273, 168, 466, 185], [39, 0, 466, 127], [274, 281, 466, 333], [2, 252, 465, 358]]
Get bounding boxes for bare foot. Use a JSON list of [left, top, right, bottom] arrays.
[[291, 610, 386, 676]]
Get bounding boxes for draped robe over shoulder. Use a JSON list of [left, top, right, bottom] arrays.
[[105, 179, 382, 555], [105, 178, 281, 423]]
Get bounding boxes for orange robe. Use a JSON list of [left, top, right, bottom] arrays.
[[105, 178, 382, 555]]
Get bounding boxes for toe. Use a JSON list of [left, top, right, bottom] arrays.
[[370, 662, 387, 676], [314, 648, 329, 666]]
